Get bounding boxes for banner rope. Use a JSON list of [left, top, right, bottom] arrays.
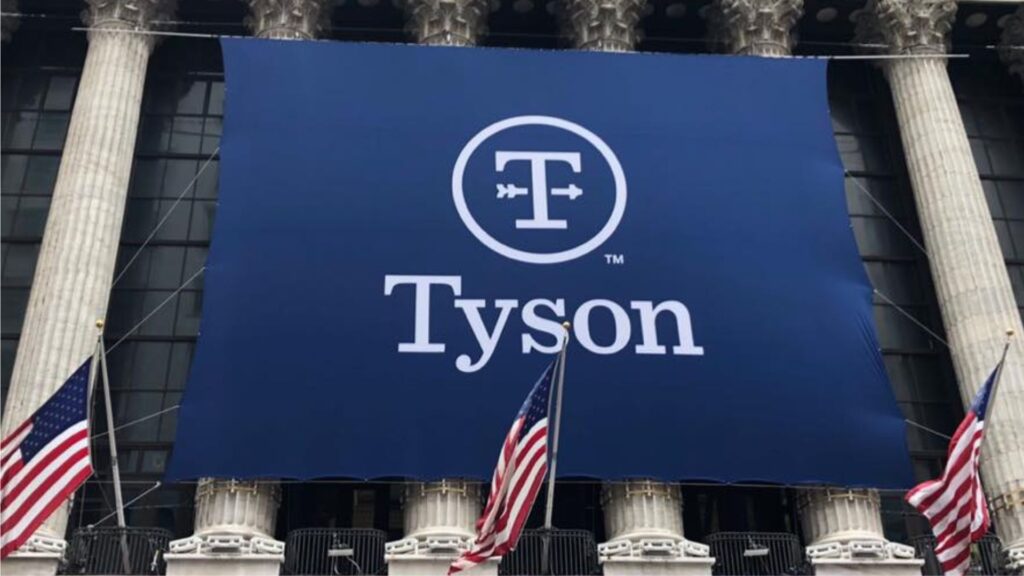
[[105, 266, 206, 356], [111, 147, 219, 288], [0, 12, 1011, 57], [846, 172, 930, 258]]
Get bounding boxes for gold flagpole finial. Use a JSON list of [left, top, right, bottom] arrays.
[[1006, 328, 1015, 338], [562, 321, 571, 331], [95, 319, 105, 329]]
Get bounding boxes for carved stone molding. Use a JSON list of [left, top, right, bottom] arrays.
[[404, 0, 488, 46], [855, 0, 956, 56], [1000, 6, 1024, 86], [562, 0, 646, 52], [707, 0, 803, 57], [245, 0, 330, 40], [1, 0, 19, 43], [84, 0, 175, 31]]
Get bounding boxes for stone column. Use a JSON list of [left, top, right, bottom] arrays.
[[597, 481, 713, 576], [1001, 6, 1024, 88], [385, 481, 496, 575], [385, 10, 492, 575], [706, 0, 802, 57], [708, 3, 920, 573], [561, 0, 645, 52], [163, 3, 328, 575], [857, 0, 1024, 570], [165, 480, 284, 575], [403, 0, 488, 46], [0, 1, 171, 574], [797, 490, 919, 574]]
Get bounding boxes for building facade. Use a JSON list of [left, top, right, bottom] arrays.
[[1, 0, 1023, 575]]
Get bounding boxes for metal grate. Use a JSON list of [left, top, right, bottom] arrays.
[[62, 526, 173, 575], [706, 532, 806, 575], [499, 528, 601, 576], [912, 534, 1011, 575], [284, 528, 388, 575]]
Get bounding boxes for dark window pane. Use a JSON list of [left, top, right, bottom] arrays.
[[2, 243, 40, 286], [43, 76, 77, 111], [1, 288, 30, 334], [23, 156, 60, 194], [12, 196, 51, 237], [32, 113, 69, 149]]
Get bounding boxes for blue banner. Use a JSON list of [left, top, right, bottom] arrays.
[[167, 39, 913, 487]]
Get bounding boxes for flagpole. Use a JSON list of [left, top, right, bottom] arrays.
[[980, 329, 1014, 446], [541, 322, 570, 575], [96, 320, 132, 574]]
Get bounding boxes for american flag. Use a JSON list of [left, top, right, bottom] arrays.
[[448, 359, 556, 575], [905, 363, 1002, 576], [1, 360, 94, 558]]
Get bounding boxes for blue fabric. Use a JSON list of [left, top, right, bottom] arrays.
[[166, 39, 914, 487]]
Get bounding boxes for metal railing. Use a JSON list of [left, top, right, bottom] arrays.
[[284, 528, 388, 575], [62, 526, 173, 575], [912, 534, 1011, 575], [706, 532, 807, 575], [499, 528, 601, 576]]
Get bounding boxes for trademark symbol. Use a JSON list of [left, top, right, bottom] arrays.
[[604, 254, 625, 265]]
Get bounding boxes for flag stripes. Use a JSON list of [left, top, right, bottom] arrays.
[[906, 364, 1000, 576], [0, 361, 93, 558], [449, 361, 555, 575]]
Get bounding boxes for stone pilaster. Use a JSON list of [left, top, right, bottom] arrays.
[[706, 0, 802, 57], [797, 489, 920, 574], [386, 481, 497, 576], [1, 0, 18, 43], [0, 0, 172, 570], [859, 0, 1024, 569], [244, 0, 330, 39], [562, 0, 645, 52], [1001, 6, 1024, 87], [403, 0, 488, 46], [598, 481, 713, 576]]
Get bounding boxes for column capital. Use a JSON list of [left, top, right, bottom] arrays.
[[83, 0, 175, 31], [855, 0, 956, 56], [1000, 6, 1024, 86], [245, 0, 330, 40], [707, 0, 803, 57], [404, 0, 489, 46], [1, 0, 19, 43], [562, 0, 646, 52]]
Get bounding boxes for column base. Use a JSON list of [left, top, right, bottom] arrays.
[[165, 533, 284, 576], [0, 534, 66, 576], [811, 559, 924, 576], [601, 556, 716, 576], [387, 554, 499, 576], [164, 553, 283, 576], [0, 554, 62, 576]]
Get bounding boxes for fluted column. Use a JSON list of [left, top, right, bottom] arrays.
[[386, 481, 480, 554], [1001, 6, 1024, 87], [384, 13, 490, 574], [798, 490, 916, 564], [0, 0, 171, 567], [597, 481, 712, 566], [706, 0, 802, 57], [165, 5, 329, 575], [858, 0, 1024, 568], [402, 0, 488, 46], [244, 0, 330, 39], [707, 2, 915, 567], [562, 0, 645, 52]]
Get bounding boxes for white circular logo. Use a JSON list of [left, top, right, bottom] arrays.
[[452, 115, 627, 265]]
